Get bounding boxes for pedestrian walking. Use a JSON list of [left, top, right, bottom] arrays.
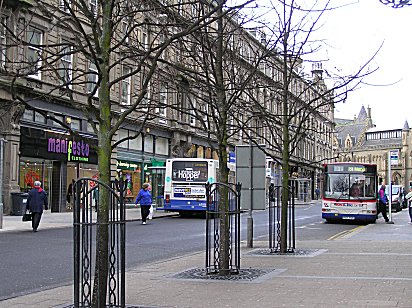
[[66, 179, 74, 210], [135, 183, 152, 225], [92, 185, 99, 212], [315, 187, 320, 200], [377, 184, 390, 223], [26, 180, 49, 232], [405, 190, 412, 224]]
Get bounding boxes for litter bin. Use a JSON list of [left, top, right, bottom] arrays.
[[11, 192, 29, 216]]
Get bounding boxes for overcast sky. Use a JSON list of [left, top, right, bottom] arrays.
[[316, 0, 412, 130]]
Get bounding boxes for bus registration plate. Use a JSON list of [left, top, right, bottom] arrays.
[[333, 203, 364, 208]]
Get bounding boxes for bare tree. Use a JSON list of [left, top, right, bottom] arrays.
[[0, 0, 246, 303], [236, 0, 378, 252], [162, 0, 271, 274], [379, 0, 412, 7]]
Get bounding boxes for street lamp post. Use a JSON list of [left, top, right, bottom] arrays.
[[247, 139, 253, 248]]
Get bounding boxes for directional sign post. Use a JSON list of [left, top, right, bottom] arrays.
[[387, 150, 398, 224], [390, 149, 399, 166]]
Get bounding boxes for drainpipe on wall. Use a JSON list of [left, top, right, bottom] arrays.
[[0, 138, 7, 229]]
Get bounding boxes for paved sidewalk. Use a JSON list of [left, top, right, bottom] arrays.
[[0, 206, 177, 233], [1, 207, 412, 307]]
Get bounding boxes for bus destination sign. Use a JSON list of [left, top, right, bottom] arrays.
[[329, 164, 375, 174]]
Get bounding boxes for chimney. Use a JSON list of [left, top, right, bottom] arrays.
[[367, 105, 371, 119], [311, 62, 323, 79]]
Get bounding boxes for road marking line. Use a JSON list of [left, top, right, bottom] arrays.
[[327, 225, 366, 241]]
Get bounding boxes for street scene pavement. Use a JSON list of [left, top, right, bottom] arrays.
[[1, 205, 412, 307]]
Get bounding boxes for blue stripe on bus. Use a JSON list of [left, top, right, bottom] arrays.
[[163, 199, 207, 211], [322, 213, 376, 222]]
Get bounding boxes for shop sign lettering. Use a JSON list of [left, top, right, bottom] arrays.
[[117, 160, 139, 170], [48, 138, 90, 162]]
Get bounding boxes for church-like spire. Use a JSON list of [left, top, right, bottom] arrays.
[[403, 120, 409, 131], [356, 105, 367, 122]]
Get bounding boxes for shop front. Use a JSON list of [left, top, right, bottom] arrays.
[[116, 158, 166, 206], [116, 159, 142, 204], [19, 127, 98, 212]]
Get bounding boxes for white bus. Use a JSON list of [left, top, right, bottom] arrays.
[[162, 158, 219, 214], [322, 162, 378, 223]]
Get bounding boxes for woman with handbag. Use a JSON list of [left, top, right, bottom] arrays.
[[26, 180, 49, 232]]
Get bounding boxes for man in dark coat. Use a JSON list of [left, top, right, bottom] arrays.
[[26, 180, 48, 232]]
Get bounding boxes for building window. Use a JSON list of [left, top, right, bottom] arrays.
[[27, 26, 43, 79], [121, 66, 131, 105], [22, 109, 34, 121], [118, 129, 129, 148], [144, 134, 153, 153], [90, 0, 97, 17], [59, 0, 72, 13], [141, 22, 151, 51], [190, 96, 196, 126], [59, 42, 73, 88], [71, 118, 81, 130], [141, 72, 150, 110], [157, 83, 167, 116], [0, 17, 7, 69], [87, 61, 98, 96], [155, 137, 168, 155], [202, 104, 209, 129], [142, 31, 148, 50], [53, 114, 64, 127], [129, 133, 142, 151], [122, 18, 129, 44], [34, 111, 46, 124]]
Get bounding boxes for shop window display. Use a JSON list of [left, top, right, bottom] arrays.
[[116, 161, 142, 203], [19, 158, 52, 193]]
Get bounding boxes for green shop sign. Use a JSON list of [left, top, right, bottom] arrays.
[[117, 160, 141, 171], [150, 158, 165, 167]]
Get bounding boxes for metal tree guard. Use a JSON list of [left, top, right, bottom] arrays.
[[268, 181, 296, 253], [73, 177, 127, 307], [205, 182, 241, 275]]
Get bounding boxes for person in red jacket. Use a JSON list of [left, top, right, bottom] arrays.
[[26, 180, 49, 232]]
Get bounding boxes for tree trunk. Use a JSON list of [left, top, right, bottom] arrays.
[[92, 1, 113, 305], [280, 27, 290, 253]]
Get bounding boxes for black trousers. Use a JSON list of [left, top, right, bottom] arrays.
[[140, 206, 151, 223], [32, 212, 42, 230], [378, 201, 389, 222], [408, 205, 412, 222]]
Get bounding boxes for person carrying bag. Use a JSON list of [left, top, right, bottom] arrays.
[[26, 180, 49, 232]]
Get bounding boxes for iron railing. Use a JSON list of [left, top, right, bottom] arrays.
[[205, 182, 241, 275], [268, 181, 296, 253], [73, 177, 127, 307]]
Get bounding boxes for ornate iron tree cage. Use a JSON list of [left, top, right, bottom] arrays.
[[73, 177, 127, 308], [268, 181, 296, 253], [205, 182, 241, 275]]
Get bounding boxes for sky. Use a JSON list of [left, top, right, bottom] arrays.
[[314, 0, 412, 130]]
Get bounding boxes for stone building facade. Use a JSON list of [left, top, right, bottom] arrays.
[[334, 105, 412, 189], [0, 0, 335, 214]]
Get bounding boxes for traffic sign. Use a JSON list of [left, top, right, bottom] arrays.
[[390, 149, 399, 166]]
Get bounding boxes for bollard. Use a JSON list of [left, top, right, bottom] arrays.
[[247, 211, 253, 248]]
